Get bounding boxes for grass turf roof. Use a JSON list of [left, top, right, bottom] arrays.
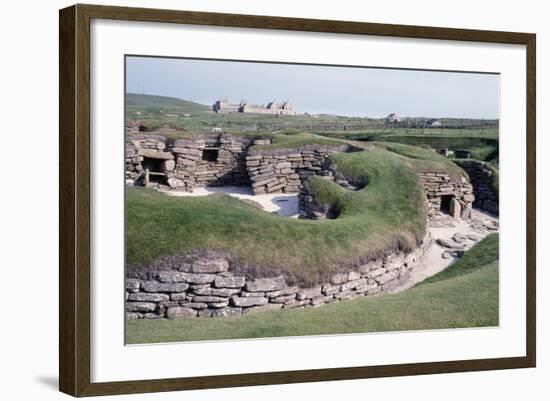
[[126, 146, 431, 285]]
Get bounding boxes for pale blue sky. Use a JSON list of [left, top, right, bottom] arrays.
[[126, 56, 500, 119]]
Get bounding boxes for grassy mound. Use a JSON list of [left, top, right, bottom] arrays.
[[126, 235, 499, 344], [126, 146, 431, 284]]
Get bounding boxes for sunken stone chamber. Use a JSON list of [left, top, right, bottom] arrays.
[[417, 172, 475, 219], [126, 133, 251, 191]]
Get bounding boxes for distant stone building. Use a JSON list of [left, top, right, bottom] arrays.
[[213, 99, 297, 115]]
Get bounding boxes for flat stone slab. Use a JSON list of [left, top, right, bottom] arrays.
[[230, 296, 268, 307], [245, 277, 286, 292], [190, 258, 229, 273], [166, 307, 197, 319], [127, 292, 169, 302]]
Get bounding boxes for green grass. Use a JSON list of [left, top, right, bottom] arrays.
[[370, 142, 467, 180], [250, 132, 349, 152], [126, 236, 499, 344], [126, 94, 499, 141], [126, 147, 431, 284]]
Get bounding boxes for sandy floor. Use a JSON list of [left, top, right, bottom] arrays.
[[161, 186, 300, 218], [390, 209, 499, 293], [161, 186, 499, 290]]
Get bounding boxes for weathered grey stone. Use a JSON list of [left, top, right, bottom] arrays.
[[245, 276, 286, 292], [347, 271, 361, 281], [167, 177, 185, 188], [449, 197, 461, 218], [436, 238, 466, 249], [334, 290, 355, 300], [169, 292, 188, 301], [158, 271, 216, 284], [126, 312, 140, 320], [311, 295, 335, 306], [366, 267, 386, 278], [166, 307, 197, 319], [230, 296, 268, 307], [126, 302, 157, 313], [321, 283, 340, 295], [192, 287, 240, 297], [191, 257, 229, 273], [211, 307, 242, 317], [284, 299, 311, 309], [192, 295, 228, 303], [296, 286, 322, 300], [208, 301, 230, 308], [179, 302, 208, 310], [384, 254, 405, 270], [240, 291, 265, 297], [340, 278, 368, 291], [269, 294, 297, 304], [243, 303, 283, 314], [330, 273, 348, 285], [198, 309, 212, 317], [142, 313, 162, 319], [127, 292, 169, 302], [214, 276, 246, 288], [163, 159, 175, 171], [158, 300, 180, 308], [377, 270, 400, 285], [126, 278, 141, 292], [265, 286, 298, 298], [142, 281, 189, 293]]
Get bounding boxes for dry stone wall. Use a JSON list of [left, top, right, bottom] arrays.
[[417, 172, 475, 218], [245, 146, 348, 195], [126, 234, 431, 320], [126, 133, 251, 191], [454, 160, 498, 215]]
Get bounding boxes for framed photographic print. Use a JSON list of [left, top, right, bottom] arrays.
[[59, 4, 536, 397]]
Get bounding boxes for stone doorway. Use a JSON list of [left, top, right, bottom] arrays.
[[142, 157, 167, 186], [202, 148, 219, 162], [440, 194, 461, 218]]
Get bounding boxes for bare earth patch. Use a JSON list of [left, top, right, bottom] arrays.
[[161, 186, 299, 218], [391, 208, 499, 293]]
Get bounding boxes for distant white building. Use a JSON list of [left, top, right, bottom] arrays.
[[384, 113, 401, 124], [427, 119, 442, 128]]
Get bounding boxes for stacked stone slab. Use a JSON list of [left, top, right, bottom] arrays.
[[298, 176, 339, 219], [126, 234, 431, 320], [417, 172, 475, 218], [454, 160, 498, 215], [125, 133, 252, 191], [125, 134, 171, 182], [246, 146, 345, 195]]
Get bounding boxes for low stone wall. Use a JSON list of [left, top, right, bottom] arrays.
[[454, 160, 498, 215], [246, 146, 348, 195], [417, 172, 474, 218], [169, 134, 251, 191], [126, 133, 251, 191], [125, 135, 171, 181], [126, 233, 431, 320]]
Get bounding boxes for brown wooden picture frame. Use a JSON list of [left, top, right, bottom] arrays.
[[59, 3, 536, 397]]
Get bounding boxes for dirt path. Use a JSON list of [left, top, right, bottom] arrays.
[[390, 209, 499, 293]]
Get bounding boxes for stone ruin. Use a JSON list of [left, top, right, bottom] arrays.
[[124, 134, 484, 318], [126, 234, 431, 320], [417, 172, 475, 219], [126, 133, 476, 221]]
